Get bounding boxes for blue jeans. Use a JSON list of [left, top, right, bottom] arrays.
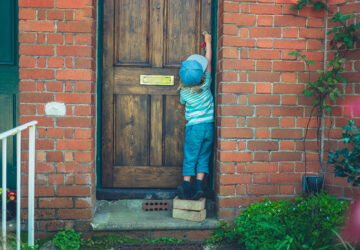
[[183, 123, 214, 176]]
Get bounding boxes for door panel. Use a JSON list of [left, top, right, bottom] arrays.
[[102, 0, 211, 188]]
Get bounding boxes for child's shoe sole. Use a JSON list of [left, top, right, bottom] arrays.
[[191, 190, 204, 200]]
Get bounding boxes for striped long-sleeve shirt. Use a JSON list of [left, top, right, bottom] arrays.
[[180, 72, 214, 126]]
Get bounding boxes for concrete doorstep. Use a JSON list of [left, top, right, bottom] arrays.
[[91, 199, 218, 231]]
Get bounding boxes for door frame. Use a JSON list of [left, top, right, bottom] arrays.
[[96, 0, 218, 199]]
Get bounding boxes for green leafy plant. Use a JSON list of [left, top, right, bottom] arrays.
[[329, 120, 360, 186], [291, 0, 327, 11], [208, 194, 349, 249], [53, 229, 82, 250], [328, 13, 360, 51]]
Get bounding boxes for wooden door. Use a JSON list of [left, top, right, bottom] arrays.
[[102, 0, 211, 188], [0, 0, 18, 189]]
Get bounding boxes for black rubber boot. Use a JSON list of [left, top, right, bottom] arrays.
[[191, 179, 204, 200], [177, 181, 191, 200]]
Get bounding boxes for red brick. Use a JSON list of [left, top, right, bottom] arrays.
[[47, 9, 64, 20], [221, 106, 254, 116], [56, 93, 92, 104], [272, 129, 302, 139], [57, 22, 93, 33], [218, 209, 235, 219], [74, 152, 92, 163], [247, 118, 278, 127], [35, 186, 55, 197], [270, 173, 301, 183], [57, 186, 90, 197], [57, 46, 92, 57], [274, 40, 306, 49], [220, 152, 253, 162], [57, 70, 93, 81], [224, 14, 256, 25], [47, 33, 64, 44], [39, 198, 73, 208], [19, 0, 54, 8], [280, 118, 295, 128], [57, 140, 92, 150], [48, 58, 64, 68], [274, 84, 304, 94], [219, 140, 237, 150], [250, 28, 281, 38], [222, 37, 255, 47], [280, 140, 295, 150], [273, 107, 304, 116], [246, 163, 277, 173], [19, 9, 36, 20], [283, 28, 299, 38], [220, 128, 253, 138], [34, 209, 56, 220], [248, 141, 278, 151], [220, 174, 252, 185], [19, 104, 36, 115], [75, 198, 91, 208], [58, 209, 92, 219], [249, 95, 280, 104], [74, 174, 91, 185], [219, 163, 236, 174], [75, 58, 94, 69], [219, 185, 235, 196], [219, 197, 251, 207], [273, 61, 304, 72], [19, 69, 54, 80], [56, 0, 87, 9], [257, 39, 273, 48], [19, 56, 36, 68], [223, 25, 238, 35], [222, 60, 255, 70], [247, 185, 278, 195], [46, 151, 63, 162], [19, 21, 55, 32], [274, 16, 306, 27], [271, 152, 302, 161], [255, 128, 270, 139], [256, 107, 271, 116], [256, 61, 272, 71], [19, 33, 36, 43], [48, 174, 64, 185], [250, 4, 282, 14], [248, 72, 280, 82], [224, 2, 239, 12], [249, 49, 280, 59], [20, 93, 54, 103], [254, 152, 270, 161], [220, 83, 254, 93], [280, 185, 295, 194], [253, 174, 269, 184]]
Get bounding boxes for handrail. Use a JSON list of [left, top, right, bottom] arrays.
[[0, 121, 37, 249]]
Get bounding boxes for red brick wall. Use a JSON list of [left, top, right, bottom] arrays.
[[215, 0, 360, 220], [18, 0, 97, 235]]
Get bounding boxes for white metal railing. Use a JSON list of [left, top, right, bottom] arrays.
[[0, 121, 37, 250]]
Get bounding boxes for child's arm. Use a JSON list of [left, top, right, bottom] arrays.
[[204, 33, 212, 73]]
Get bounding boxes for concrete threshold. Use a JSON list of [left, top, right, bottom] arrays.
[[91, 199, 219, 231]]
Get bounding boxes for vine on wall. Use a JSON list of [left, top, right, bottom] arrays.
[[291, 0, 360, 190]]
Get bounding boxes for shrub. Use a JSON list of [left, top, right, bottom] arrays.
[[208, 193, 349, 249], [53, 229, 82, 250], [329, 120, 360, 186]]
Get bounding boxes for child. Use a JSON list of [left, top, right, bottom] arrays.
[[177, 33, 214, 200]]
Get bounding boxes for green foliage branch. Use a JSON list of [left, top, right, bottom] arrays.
[[207, 193, 349, 249], [329, 120, 360, 186], [290, 1, 360, 190]]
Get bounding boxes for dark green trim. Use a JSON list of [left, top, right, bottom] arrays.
[[96, 0, 103, 189], [209, 0, 218, 190], [0, 0, 19, 189]]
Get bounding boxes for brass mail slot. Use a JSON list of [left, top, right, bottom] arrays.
[[140, 75, 174, 86]]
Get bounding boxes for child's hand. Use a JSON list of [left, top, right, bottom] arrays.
[[204, 34, 212, 44]]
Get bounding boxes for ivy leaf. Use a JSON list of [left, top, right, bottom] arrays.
[[314, 1, 326, 11]]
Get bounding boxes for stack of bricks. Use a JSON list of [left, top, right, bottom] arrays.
[[18, 0, 97, 237], [172, 197, 206, 222]]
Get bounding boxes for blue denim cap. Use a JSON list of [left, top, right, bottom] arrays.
[[179, 54, 208, 86]]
